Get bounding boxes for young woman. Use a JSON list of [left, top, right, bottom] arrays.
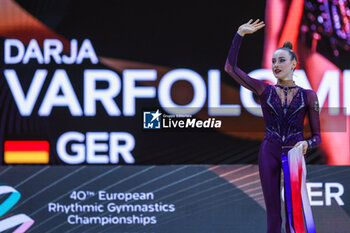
[[224, 19, 321, 233], [263, 0, 350, 165]]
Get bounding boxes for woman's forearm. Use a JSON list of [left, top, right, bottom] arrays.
[[224, 33, 267, 96]]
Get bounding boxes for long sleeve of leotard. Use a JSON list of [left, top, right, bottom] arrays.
[[224, 33, 268, 96], [306, 90, 321, 150]]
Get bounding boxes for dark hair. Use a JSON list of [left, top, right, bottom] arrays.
[[277, 41, 297, 62]]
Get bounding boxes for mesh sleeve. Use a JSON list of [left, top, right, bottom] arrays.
[[306, 90, 321, 150], [224, 33, 268, 96]]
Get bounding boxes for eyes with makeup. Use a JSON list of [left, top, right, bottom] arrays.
[[272, 58, 286, 64]]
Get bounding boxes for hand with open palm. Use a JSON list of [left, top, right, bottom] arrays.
[[238, 19, 265, 36]]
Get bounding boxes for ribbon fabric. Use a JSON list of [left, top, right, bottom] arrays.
[[282, 144, 316, 233]]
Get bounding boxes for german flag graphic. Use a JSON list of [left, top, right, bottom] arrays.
[[4, 141, 49, 164]]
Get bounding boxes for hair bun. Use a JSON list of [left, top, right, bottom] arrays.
[[282, 41, 293, 50]]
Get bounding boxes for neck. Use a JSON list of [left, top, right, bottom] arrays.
[[277, 79, 295, 87]]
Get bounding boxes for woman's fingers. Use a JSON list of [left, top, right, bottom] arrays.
[[253, 21, 265, 27], [255, 24, 265, 30], [252, 23, 265, 32], [255, 23, 265, 28], [239, 19, 265, 35], [252, 19, 263, 25], [245, 19, 264, 25], [251, 19, 265, 31]]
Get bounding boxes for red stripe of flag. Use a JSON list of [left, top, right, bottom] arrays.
[[4, 141, 49, 152]]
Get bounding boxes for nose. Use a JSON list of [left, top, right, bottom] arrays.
[[273, 60, 282, 66]]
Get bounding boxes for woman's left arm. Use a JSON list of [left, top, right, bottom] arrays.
[[295, 90, 321, 154], [305, 90, 321, 150]]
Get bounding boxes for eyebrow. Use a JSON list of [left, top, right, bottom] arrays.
[[272, 57, 286, 59]]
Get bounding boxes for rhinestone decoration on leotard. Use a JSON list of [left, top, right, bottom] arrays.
[[274, 85, 300, 113]]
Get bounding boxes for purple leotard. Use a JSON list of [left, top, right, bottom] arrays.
[[225, 33, 321, 233]]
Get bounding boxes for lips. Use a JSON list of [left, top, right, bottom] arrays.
[[274, 69, 281, 74]]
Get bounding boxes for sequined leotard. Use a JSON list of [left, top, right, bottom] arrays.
[[225, 33, 321, 233]]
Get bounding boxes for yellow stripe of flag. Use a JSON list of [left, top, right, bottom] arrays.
[[4, 151, 49, 164]]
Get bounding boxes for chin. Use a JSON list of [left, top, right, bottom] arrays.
[[274, 73, 283, 79]]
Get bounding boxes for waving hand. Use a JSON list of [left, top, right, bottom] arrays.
[[238, 19, 265, 36]]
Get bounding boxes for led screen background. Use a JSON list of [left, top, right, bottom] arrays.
[[0, 0, 349, 165], [0, 165, 349, 232]]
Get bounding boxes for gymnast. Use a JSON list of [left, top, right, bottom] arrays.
[[224, 19, 321, 233]]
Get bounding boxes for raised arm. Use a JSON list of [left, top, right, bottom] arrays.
[[306, 90, 321, 150], [224, 19, 269, 96]]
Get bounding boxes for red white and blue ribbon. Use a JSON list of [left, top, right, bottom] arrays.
[[282, 144, 316, 233]]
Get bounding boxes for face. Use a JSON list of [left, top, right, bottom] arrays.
[[272, 49, 296, 80]]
